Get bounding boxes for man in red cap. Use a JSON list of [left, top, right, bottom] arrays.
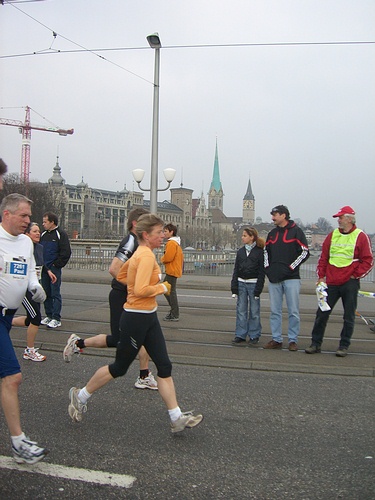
[[305, 206, 373, 357]]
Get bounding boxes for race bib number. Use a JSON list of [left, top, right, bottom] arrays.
[[1, 255, 28, 280]]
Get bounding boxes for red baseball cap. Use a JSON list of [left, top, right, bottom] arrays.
[[332, 205, 355, 218]]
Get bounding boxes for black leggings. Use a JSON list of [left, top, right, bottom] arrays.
[[108, 311, 172, 379], [106, 287, 127, 347]]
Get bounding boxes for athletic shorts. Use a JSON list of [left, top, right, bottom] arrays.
[[22, 290, 42, 326], [0, 315, 21, 378]]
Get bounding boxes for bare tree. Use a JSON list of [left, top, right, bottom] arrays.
[[316, 217, 333, 233], [0, 175, 60, 226]]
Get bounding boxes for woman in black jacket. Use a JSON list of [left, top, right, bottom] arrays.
[[231, 227, 265, 346]]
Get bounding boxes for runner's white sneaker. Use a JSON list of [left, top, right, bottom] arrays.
[[40, 317, 51, 325], [134, 372, 158, 390], [68, 387, 87, 422], [170, 411, 204, 433], [23, 348, 46, 362], [47, 319, 61, 328], [12, 437, 48, 464], [63, 334, 81, 362]]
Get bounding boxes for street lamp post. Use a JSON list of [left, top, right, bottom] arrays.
[[148, 32, 161, 214], [132, 33, 176, 213]]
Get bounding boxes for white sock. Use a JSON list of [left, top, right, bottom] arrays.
[[78, 386, 92, 404], [168, 406, 182, 422], [26, 347, 35, 351], [11, 433, 26, 447]]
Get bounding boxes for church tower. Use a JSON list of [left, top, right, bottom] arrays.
[[208, 139, 224, 211], [243, 176, 255, 224]]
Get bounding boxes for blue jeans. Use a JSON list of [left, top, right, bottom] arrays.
[[310, 278, 359, 349], [41, 266, 62, 321], [268, 279, 301, 343], [235, 281, 261, 340]]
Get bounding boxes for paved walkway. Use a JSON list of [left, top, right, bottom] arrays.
[[40, 268, 374, 379]]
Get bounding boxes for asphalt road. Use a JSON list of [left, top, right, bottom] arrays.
[[1, 279, 375, 499], [1, 352, 374, 499]]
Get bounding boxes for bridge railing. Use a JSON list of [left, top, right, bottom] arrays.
[[67, 243, 374, 282]]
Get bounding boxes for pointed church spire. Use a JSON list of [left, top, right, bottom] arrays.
[[242, 174, 255, 224], [210, 138, 222, 192], [244, 175, 255, 201], [208, 139, 224, 210]]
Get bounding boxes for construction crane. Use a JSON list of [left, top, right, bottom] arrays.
[[0, 106, 74, 183]]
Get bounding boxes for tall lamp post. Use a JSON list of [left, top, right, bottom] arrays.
[[132, 33, 176, 212], [148, 32, 162, 214]]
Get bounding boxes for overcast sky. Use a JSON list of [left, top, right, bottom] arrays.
[[1, 1, 374, 232]]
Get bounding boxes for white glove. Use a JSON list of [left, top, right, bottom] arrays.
[[232, 294, 237, 299], [31, 285, 46, 303], [316, 282, 330, 312]]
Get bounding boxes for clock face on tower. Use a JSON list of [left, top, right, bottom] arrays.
[[243, 200, 254, 209]]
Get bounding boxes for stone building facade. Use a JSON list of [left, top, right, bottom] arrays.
[[47, 141, 261, 249]]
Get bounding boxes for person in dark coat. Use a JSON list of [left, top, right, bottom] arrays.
[[40, 212, 71, 328], [231, 227, 265, 346]]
